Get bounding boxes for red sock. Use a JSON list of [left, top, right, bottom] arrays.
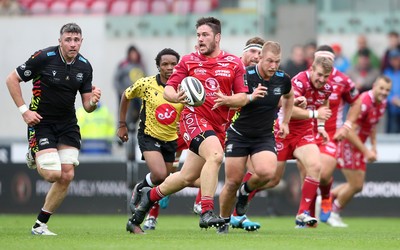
[[242, 172, 253, 182], [248, 188, 258, 202], [149, 186, 165, 203], [319, 178, 333, 199], [332, 199, 342, 213], [297, 176, 319, 215], [148, 203, 160, 218], [201, 196, 214, 214], [309, 196, 316, 217], [195, 189, 201, 204]]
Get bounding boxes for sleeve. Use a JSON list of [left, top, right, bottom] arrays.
[[125, 77, 145, 100], [15, 49, 45, 82], [342, 76, 360, 104], [232, 60, 247, 94], [79, 62, 93, 94], [291, 76, 305, 98], [166, 57, 189, 90], [283, 74, 292, 95]]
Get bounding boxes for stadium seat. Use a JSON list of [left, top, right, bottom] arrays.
[[109, 0, 130, 15], [88, 0, 109, 14], [171, 0, 191, 15], [28, 0, 50, 15], [129, 0, 149, 15], [192, 0, 211, 14], [48, 0, 69, 15], [150, 0, 169, 15], [69, 0, 89, 14]]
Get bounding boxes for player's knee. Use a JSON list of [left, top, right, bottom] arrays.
[[224, 178, 242, 192], [267, 175, 281, 188], [207, 151, 224, 165], [151, 172, 168, 185]]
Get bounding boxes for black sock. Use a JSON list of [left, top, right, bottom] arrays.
[[34, 209, 52, 228], [243, 182, 252, 194]]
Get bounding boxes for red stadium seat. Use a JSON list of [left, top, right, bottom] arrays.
[[109, 0, 130, 15], [129, 0, 149, 15], [69, 0, 89, 14], [150, 0, 169, 15], [48, 0, 69, 15], [28, 0, 50, 15], [192, 0, 211, 14], [88, 0, 109, 14], [171, 0, 191, 15]]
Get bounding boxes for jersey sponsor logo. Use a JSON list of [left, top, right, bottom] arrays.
[[47, 51, 56, 57], [276, 142, 284, 151], [52, 70, 57, 76], [226, 143, 233, 153], [19, 64, 26, 70], [78, 56, 87, 63], [224, 56, 235, 61], [332, 75, 343, 83], [183, 132, 190, 143], [248, 69, 256, 75], [217, 63, 229, 67], [293, 79, 303, 89], [76, 73, 83, 82], [303, 135, 315, 142], [204, 78, 219, 91], [215, 70, 231, 77], [194, 68, 207, 75], [155, 104, 177, 125], [275, 71, 284, 77], [24, 70, 31, 77]]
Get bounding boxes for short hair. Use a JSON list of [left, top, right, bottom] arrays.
[[195, 17, 221, 35], [316, 45, 334, 53], [155, 48, 180, 67], [60, 23, 82, 36], [245, 37, 265, 46], [378, 75, 392, 84], [262, 41, 281, 55], [312, 56, 333, 73]]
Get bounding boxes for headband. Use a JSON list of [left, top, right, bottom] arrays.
[[243, 43, 263, 52], [314, 51, 335, 60]]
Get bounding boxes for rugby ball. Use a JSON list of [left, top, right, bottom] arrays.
[[180, 76, 205, 107]]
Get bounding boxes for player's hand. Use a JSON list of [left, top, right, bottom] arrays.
[[117, 126, 129, 143], [318, 127, 330, 143], [23, 110, 42, 127], [364, 149, 377, 163], [212, 90, 227, 110], [317, 106, 332, 120], [252, 84, 268, 101], [176, 84, 189, 104], [333, 126, 349, 141], [91, 85, 101, 104], [278, 122, 289, 138], [294, 96, 307, 109]]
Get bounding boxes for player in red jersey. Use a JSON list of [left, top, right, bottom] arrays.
[[295, 46, 364, 222], [326, 76, 391, 227], [127, 17, 267, 233], [267, 56, 334, 228]]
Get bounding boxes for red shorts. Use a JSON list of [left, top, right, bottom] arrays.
[[180, 112, 225, 149], [176, 134, 188, 152], [275, 128, 315, 161], [336, 139, 366, 171], [315, 135, 338, 158]]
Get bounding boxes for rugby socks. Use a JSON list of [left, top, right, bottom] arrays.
[[298, 176, 319, 215], [33, 208, 52, 228], [319, 178, 333, 199], [148, 203, 160, 218], [201, 195, 214, 214], [149, 186, 165, 203], [332, 199, 343, 213], [242, 172, 253, 183], [195, 189, 202, 205]]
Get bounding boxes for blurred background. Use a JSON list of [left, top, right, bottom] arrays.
[[0, 0, 399, 216]]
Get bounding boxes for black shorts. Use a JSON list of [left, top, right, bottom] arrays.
[[28, 121, 81, 155], [137, 132, 177, 163], [224, 129, 277, 157]]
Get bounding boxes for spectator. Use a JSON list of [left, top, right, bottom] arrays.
[[381, 31, 400, 73], [384, 49, 400, 133], [304, 41, 317, 68], [351, 34, 380, 69], [0, 0, 23, 15], [77, 102, 115, 154], [331, 43, 351, 73], [347, 48, 380, 93], [282, 44, 308, 78]]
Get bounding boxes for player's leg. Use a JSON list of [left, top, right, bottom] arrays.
[[318, 153, 337, 222], [293, 144, 321, 227]]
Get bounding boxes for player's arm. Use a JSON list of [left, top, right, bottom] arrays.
[[370, 127, 377, 155], [334, 97, 361, 141], [163, 85, 187, 104], [81, 85, 101, 113], [345, 124, 377, 163], [213, 83, 267, 109], [277, 88, 294, 138], [290, 99, 331, 121], [6, 70, 42, 126]]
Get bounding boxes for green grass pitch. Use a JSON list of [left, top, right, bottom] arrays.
[[1, 214, 399, 250]]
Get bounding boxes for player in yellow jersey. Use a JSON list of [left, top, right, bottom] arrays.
[[117, 48, 182, 234]]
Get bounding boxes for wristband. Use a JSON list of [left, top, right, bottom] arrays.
[[18, 104, 29, 114], [317, 122, 325, 127], [89, 99, 97, 107], [247, 94, 253, 102], [313, 110, 319, 119], [118, 121, 127, 128]]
